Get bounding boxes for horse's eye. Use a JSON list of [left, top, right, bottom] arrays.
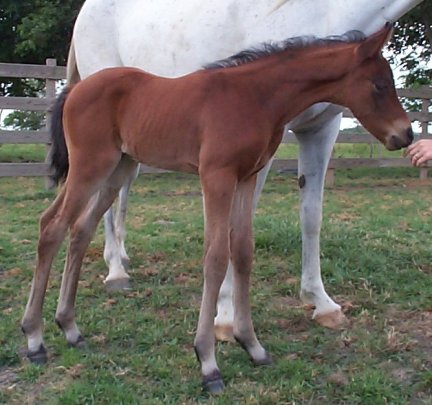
[[373, 80, 388, 92]]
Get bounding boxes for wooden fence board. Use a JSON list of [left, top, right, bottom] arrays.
[[0, 163, 51, 177], [0, 63, 66, 80], [0, 130, 50, 144], [342, 109, 432, 122], [272, 158, 431, 172], [0, 96, 54, 112]]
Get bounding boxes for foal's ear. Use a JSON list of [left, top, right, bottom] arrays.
[[356, 23, 394, 61]]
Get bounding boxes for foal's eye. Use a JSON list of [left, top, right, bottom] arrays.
[[373, 80, 389, 92]]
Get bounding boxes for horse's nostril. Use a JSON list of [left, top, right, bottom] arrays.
[[406, 127, 414, 143]]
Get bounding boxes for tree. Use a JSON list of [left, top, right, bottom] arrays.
[[0, 0, 83, 128], [390, 2, 432, 87]]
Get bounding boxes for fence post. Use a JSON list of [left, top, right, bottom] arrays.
[[325, 147, 335, 187], [419, 98, 430, 181], [44, 58, 57, 188]]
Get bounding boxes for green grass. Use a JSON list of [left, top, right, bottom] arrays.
[[0, 144, 46, 163], [0, 169, 431, 404]]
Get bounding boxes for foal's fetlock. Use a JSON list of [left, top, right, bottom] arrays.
[[67, 335, 86, 349], [21, 323, 47, 364], [252, 350, 272, 367], [234, 335, 272, 366], [194, 345, 225, 394], [55, 317, 85, 348]]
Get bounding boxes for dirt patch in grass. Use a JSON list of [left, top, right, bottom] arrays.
[[385, 307, 432, 356], [0, 367, 18, 389]]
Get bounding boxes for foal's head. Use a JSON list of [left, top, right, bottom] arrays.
[[338, 24, 412, 150]]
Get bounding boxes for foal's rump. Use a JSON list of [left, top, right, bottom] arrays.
[[49, 68, 152, 183]]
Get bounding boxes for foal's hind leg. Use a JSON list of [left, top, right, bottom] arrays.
[[21, 182, 102, 362], [22, 151, 123, 362], [20, 188, 68, 363], [214, 157, 274, 342], [55, 157, 138, 346], [103, 165, 139, 291], [230, 175, 271, 366]]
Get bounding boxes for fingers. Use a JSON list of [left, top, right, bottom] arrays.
[[404, 139, 432, 167]]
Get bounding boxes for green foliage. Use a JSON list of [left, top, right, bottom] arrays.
[[3, 111, 45, 130], [0, 0, 82, 66], [390, 2, 432, 87], [0, 0, 82, 128]]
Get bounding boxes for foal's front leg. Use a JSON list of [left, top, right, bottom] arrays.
[[194, 170, 236, 394]]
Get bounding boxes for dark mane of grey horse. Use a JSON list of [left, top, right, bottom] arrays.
[[204, 30, 366, 70]]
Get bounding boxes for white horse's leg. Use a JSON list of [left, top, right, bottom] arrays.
[[103, 165, 139, 290], [214, 158, 274, 341], [295, 113, 347, 328]]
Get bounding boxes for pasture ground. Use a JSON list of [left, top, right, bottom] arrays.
[[0, 168, 431, 404]]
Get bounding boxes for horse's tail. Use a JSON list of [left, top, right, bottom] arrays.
[[50, 87, 71, 185], [66, 38, 81, 85]]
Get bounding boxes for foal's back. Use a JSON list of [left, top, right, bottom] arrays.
[[64, 67, 278, 177]]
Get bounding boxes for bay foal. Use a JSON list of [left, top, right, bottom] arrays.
[[22, 25, 412, 393]]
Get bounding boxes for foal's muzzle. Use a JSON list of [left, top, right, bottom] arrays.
[[385, 127, 413, 150]]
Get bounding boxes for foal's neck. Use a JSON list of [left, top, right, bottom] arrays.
[[247, 46, 353, 126]]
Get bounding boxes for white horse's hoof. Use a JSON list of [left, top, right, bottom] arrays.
[[214, 323, 235, 342], [104, 278, 131, 292], [313, 310, 348, 329]]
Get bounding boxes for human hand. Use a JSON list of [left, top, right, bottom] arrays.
[[405, 139, 432, 167]]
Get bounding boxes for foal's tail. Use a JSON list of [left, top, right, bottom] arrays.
[[50, 87, 71, 185], [49, 39, 81, 186]]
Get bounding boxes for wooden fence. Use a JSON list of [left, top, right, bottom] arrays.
[[0, 61, 431, 184]]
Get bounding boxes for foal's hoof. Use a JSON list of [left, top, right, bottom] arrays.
[[27, 344, 47, 365], [314, 310, 348, 329], [105, 278, 131, 292], [203, 370, 225, 394], [214, 324, 235, 342], [252, 351, 273, 367], [68, 335, 86, 349]]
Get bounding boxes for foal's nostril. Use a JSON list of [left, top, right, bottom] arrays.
[[406, 127, 414, 143], [390, 135, 403, 150]]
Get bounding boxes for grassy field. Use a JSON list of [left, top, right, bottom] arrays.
[[0, 168, 431, 404]]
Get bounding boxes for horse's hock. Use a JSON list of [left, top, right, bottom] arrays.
[[0, 60, 431, 184]]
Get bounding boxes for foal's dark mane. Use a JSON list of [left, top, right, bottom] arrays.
[[204, 30, 366, 70]]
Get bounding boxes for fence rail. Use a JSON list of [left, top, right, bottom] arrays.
[[0, 61, 431, 184]]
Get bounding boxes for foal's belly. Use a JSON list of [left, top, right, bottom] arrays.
[[120, 132, 200, 175]]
